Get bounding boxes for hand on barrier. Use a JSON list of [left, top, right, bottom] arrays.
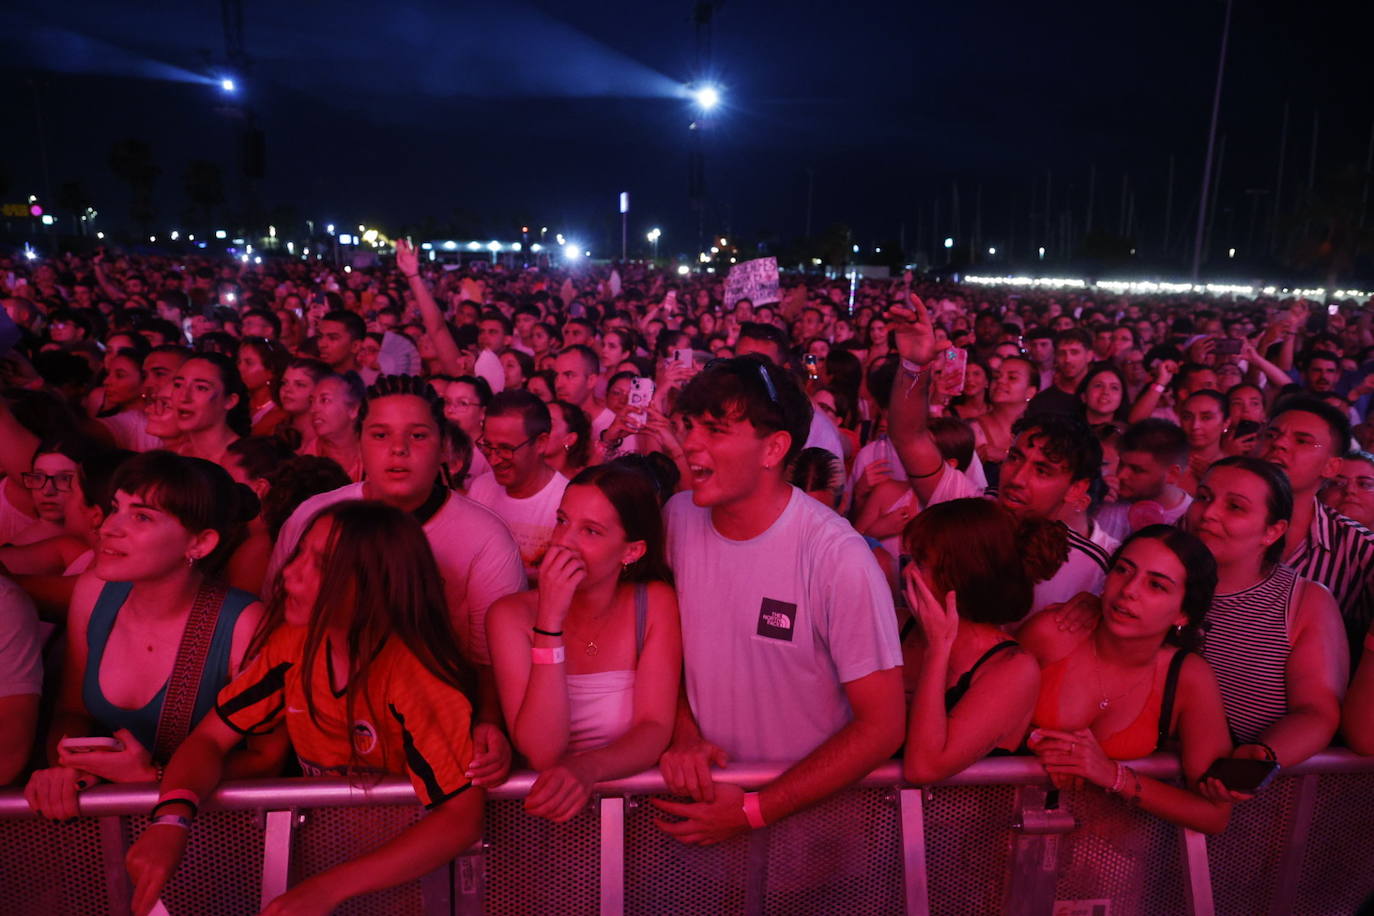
[[126, 823, 190, 916], [258, 875, 341, 916], [57, 728, 155, 783], [1028, 728, 1115, 793], [1196, 743, 1269, 804], [651, 781, 750, 846], [23, 765, 93, 820], [467, 723, 512, 788], [658, 737, 728, 802], [524, 756, 597, 823]]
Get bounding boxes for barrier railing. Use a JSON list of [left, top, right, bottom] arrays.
[[2, 750, 1372, 915]]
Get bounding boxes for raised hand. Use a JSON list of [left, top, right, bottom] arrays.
[[395, 238, 420, 279], [887, 293, 938, 367]]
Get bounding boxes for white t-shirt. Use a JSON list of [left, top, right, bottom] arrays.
[[589, 407, 616, 443], [98, 409, 162, 452], [1095, 494, 1193, 543], [1032, 523, 1120, 613], [266, 482, 526, 665], [665, 488, 902, 762], [925, 466, 1118, 619], [0, 574, 42, 698], [805, 408, 846, 463], [467, 471, 569, 577]]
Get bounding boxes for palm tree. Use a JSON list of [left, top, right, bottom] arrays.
[[108, 139, 160, 235], [183, 160, 225, 232]]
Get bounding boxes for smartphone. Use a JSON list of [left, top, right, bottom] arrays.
[[628, 376, 655, 426], [1234, 419, 1263, 438], [802, 353, 820, 380], [59, 736, 125, 754], [941, 347, 968, 395], [1328, 304, 1340, 317], [1215, 338, 1243, 356], [672, 347, 693, 369], [1202, 757, 1279, 794]]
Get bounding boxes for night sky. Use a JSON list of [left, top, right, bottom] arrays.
[[3, 0, 1371, 262]]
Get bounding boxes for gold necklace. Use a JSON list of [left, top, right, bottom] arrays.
[[1090, 641, 1156, 711], [569, 610, 616, 656]]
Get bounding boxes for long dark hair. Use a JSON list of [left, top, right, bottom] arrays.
[[1111, 525, 1218, 651], [280, 501, 478, 775], [568, 462, 673, 584]]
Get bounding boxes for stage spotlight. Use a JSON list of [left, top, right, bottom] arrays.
[[692, 85, 721, 111], [221, 78, 236, 93]]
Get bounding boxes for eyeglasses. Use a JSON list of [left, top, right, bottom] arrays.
[[476, 436, 536, 459], [21, 471, 76, 492], [1328, 477, 1374, 493]]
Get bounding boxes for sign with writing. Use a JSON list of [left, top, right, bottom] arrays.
[[723, 256, 780, 308]]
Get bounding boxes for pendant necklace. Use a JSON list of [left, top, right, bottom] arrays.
[[1091, 640, 1156, 711]]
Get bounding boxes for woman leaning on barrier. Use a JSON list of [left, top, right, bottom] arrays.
[[1183, 456, 1348, 789], [1018, 526, 1234, 834], [24, 451, 282, 821], [488, 460, 681, 823], [898, 498, 1052, 783], [126, 501, 485, 916]]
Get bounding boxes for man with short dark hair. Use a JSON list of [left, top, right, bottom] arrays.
[[316, 310, 366, 373], [1026, 327, 1093, 415], [736, 322, 847, 463], [467, 390, 568, 578], [1260, 396, 1374, 655], [654, 356, 903, 844], [888, 299, 1116, 615], [1095, 419, 1192, 540]]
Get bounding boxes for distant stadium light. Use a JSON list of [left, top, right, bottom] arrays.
[[564, 244, 582, 260], [693, 85, 721, 111], [221, 78, 236, 93], [944, 237, 954, 249]]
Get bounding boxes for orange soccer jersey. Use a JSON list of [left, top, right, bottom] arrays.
[[216, 625, 475, 808]]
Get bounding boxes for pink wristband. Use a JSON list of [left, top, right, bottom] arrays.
[[157, 789, 201, 809], [530, 645, 566, 665], [742, 791, 766, 829]]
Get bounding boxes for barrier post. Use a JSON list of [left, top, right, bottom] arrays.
[[599, 796, 625, 916], [1180, 827, 1215, 916], [898, 787, 930, 916], [1005, 785, 1075, 915], [259, 808, 296, 909], [99, 816, 132, 916], [1268, 774, 1319, 916]]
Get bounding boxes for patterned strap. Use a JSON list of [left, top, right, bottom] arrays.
[[152, 579, 229, 764]]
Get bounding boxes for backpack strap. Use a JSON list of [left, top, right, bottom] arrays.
[[152, 579, 228, 764], [1156, 649, 1189, 748]]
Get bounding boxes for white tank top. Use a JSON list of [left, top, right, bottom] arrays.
[[564, 583, 648, 753]]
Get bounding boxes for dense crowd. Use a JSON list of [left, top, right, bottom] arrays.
[[1, 243, 1373, 913]]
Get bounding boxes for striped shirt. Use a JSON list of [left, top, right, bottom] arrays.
[[1286, 498, 1374, 660], [1203, 564, 1297, 745]]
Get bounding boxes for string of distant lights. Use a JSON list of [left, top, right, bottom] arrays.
[[960, 275, 1371, 302]]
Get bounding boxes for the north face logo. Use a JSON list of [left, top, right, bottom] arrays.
[[757, 598, 798, 641]]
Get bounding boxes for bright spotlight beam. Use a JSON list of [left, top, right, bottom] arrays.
[[692, 85, 721, 111], [220, 78, 237, 93]]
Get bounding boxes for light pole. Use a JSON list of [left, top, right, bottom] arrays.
[[647, 228, 662, 261], [1191, 0, 1233, 281]]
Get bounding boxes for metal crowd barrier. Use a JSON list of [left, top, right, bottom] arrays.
[[2, 750, 1372, 915]]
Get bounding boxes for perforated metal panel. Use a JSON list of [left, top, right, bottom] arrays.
[[291, 804, 427, 915], [1052, 787, 1190, 916], [127, 809, 264, 916], [1206, 773, 1299, 916], [482, 796, 600, 915], [924, 784, 1016, 915], [0, 815, 106, 915], [1291, 772, 1374, 915], [625, 793, 753, 915]]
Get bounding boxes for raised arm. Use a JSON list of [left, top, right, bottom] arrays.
[[1127, 361, 1174, 424], [886, 297, 948, 504], [396, 239, 466, 377]]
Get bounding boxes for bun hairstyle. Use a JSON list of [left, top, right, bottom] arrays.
[[184, 351, 252, 437], [110, 450, 259, 575], [902, 498, 1067, 626]]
